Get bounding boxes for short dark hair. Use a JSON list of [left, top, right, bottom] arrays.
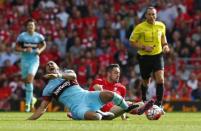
[[146, 6, 156, 13], [25, 18, 37, 26], [106, 64, 120, 72]]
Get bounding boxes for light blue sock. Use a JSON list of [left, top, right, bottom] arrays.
[[25, 83, 33, 105], [112, 93, 128, 110]]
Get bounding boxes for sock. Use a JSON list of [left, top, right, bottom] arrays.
[[141, 84, 148, 102], [112, 93, 128, 110], [156, 83, 164, 106], [25, 83, 33, 105]]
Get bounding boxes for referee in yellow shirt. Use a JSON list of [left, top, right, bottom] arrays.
[[129, 7, 170, 112]]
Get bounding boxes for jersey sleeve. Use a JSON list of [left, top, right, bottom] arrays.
[[161, 22, 166, 36], [42, 84, 52, 97], [129, 25, 141, 42], [38, 33, 45, 42], [16, 33, 23, 43], [117, 84, 126, 98], [42, 86, 52, 101], [121, 85, 127, 98]]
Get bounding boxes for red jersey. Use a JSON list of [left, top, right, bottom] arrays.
[[89, 78, 126, 112]]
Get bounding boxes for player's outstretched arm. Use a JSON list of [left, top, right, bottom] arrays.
[[27, 100, 49, 120]]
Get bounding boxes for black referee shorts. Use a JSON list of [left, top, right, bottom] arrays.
[[137, 53, 164, 80]]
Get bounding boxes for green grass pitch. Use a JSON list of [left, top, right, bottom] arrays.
[[0, 112, 201, 131]]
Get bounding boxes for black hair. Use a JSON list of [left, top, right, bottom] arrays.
[[106, 64, 120, 73], [25, 18, 37, 26]]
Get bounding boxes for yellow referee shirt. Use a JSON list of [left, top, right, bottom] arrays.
[[129, 21, 166, 55]]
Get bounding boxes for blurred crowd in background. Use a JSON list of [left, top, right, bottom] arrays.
[[0, 0, 201, 110]]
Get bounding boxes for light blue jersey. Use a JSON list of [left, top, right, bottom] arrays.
[[16, 32, 44, 78], [42, 78, 104, 120]]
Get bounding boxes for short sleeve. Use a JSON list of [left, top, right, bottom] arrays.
[[121, 85, 126, 98], [42, 85, 52, 97], [38, 34, 45, 42], [129, 25, 141, 42], [161, 22, 166, 36], [16, 34, 23, 42]]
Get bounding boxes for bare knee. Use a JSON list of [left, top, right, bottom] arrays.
[[25, 74, 34, 83], [99, 91, 114, 104], [154, 70, 164, 84]]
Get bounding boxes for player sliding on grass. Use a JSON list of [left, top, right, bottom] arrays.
[[28, 61, 154, 120]]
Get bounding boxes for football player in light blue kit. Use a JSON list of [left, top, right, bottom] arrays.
[[28, 61, 153, 120], [15, 19, 46, 112]]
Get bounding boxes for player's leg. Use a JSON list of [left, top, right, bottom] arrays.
[[141, 79, 150, 101], [25, 61, 39, 112], [137, 54, 152, 102], [80, 91, 115, 120], [72, 107, 104, 120], [20, 61, 31, 112], [82, 110, 115, 120], [109, 106, 127, 120], [84, 91, 153, 120], [84, 111, 103, 120], [99, 91, 129, 111], [153, 53, 164, 106], [99, 91, 152, 115], [108, 100, 154, 120], [153, 53, 165, 114], [65, 90, 113, 120], [24, 74, 34, 112], [154, 70, 164, 106]]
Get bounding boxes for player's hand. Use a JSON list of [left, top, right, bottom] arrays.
[[43, 73, 62, 79], [93, 84, 103, 91], [163, 45, 170, 53]]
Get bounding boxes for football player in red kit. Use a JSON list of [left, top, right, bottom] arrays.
[[89, 64, 128, 119], [89, 64, 126, 107]]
